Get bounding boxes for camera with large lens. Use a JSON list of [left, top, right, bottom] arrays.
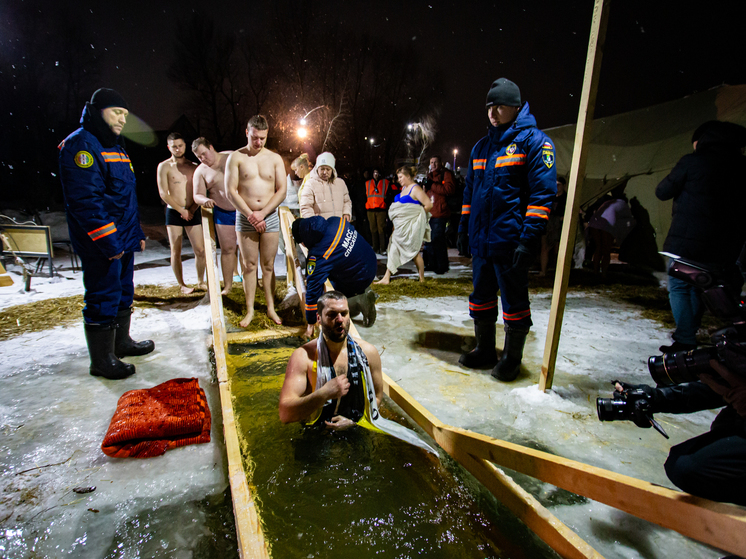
[[597, 382, 669, 437], [648, 256, 746, 386]]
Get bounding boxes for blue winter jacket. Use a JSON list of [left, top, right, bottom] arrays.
[[459, 103, 557, 258], [58, 104, 145, 259], [300, 216, 377, 324]]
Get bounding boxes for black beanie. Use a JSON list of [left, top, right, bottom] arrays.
[[291, 218, 302, 241], [90, 88, 129, 111], [485, 78, 521, 108]]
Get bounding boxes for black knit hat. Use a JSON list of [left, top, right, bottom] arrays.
[[291, 218, 302, 242], [485, 78, 521, 108], [90, 88, 129, 111]]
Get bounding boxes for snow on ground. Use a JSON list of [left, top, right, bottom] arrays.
[[0, 234, 735, 558]]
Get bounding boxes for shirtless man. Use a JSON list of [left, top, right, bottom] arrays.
[[225, 115, 287, 327], [192, 137, 237, 295], [278, 291, 383, 430], [156, 132, 206, 294]]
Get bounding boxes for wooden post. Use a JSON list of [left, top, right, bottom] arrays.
[[201, 208, 271, 559], [278, 207, 296, 289], [540, 0, 610, 391]]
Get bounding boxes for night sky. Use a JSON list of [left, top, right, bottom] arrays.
[[3, 0, 745, 166]]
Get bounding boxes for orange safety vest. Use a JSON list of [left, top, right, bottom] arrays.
[[365, 179, 388, 210]]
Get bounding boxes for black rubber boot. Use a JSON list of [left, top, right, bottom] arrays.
[[459, 320, 497, 369], [84, 323, 136, 380], [114, 308, 155, 357], [492, 327, 529, 382], [361, 288, 377, 327]]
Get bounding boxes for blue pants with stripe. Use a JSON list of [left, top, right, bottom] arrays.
[[469, 254, 532, 329], [80, 252, 135, 324]]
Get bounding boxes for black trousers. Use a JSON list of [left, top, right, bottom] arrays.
[[665, 428, 746, 505]]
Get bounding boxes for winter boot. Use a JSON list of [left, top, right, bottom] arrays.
[[84, 322, 136, 380], [114, 308, 155, 357], [492, 326, 529, 382], [459, 320, 497, 369], [361, 288, 378, 327]]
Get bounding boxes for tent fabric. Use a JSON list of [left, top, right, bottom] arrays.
[[544, 85, 746, 208]]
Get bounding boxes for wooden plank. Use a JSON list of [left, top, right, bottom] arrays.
[[201, 207, 228, 383], [219, 382, 271, 559], [453, 450, 604, 559], [278, 208, 306, 314], [540, 0, 610, 391], [277, 207, 295, 289], [227, 327, 306, 345], [382, 375, 602, 558], [202, 207, 271, 559], [436, 426, 746, 556]]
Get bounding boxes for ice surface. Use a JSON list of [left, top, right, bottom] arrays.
[[0, 286, 236, 557]]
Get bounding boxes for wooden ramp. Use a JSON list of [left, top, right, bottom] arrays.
[[201, 207, 746, 559]]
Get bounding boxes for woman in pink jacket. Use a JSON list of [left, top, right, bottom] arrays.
[[298, 152, 351, 221]]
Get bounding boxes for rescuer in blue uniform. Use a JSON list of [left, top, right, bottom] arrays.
[[58, 88, 154, 380], [292, 216, 377, 337], [457, 78, 557, 382]]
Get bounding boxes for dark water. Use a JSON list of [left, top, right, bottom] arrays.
[[229, 339, 560, 559]]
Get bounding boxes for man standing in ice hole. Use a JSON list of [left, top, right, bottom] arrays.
[[156, 132, 207, 294], [192, 137, 238, 295], [457, 78, 556, 382], [279, 291, 383, 430], [225, 115, 287, 327]]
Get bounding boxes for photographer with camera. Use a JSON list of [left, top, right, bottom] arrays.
[[608, 365, 746, 506], [656, 120, 746, 354], [598, 255, 746, 506]]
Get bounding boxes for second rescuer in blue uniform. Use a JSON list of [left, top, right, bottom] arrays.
[[292, 216, 377, 338], [458, 78, 557, 382]]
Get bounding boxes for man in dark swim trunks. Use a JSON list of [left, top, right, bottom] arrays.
[[157, 132, 207, 294]]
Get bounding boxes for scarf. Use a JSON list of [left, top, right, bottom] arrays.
[[310, 333, 436, 454]]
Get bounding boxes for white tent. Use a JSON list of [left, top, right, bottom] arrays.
[[544, 84, 746, 249]]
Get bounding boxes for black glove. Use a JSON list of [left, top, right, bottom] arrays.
[[613, 380, 660, 403], [508, 243, 535, 274], [457, 232, 470, 257]]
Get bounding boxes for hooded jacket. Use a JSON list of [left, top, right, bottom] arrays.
[[299, 165, 352, 220], [459, 102, 556, 257], [656, 121, 746, 266], [298, 216, 376, 324], [58, 103, 145, 259], [426, 167, 456, 219]]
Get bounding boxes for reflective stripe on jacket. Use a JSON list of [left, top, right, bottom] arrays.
[[459, 102, 557, 257]]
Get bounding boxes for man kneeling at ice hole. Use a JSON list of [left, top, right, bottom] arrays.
[[610, 359, 746, 506], [279, 291, 383, 430]]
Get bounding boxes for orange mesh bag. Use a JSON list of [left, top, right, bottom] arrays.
[[102, 377, 211, 458]]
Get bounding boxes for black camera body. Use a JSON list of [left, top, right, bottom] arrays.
[[648, 256, 746, 386], [597, 386, 655, 428]]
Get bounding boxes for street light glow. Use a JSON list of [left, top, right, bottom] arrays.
[[298, 127, 308, 139], [453, 148, 458, 155], [299, 117, 307, 126], [369, 138, 375, 145]]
